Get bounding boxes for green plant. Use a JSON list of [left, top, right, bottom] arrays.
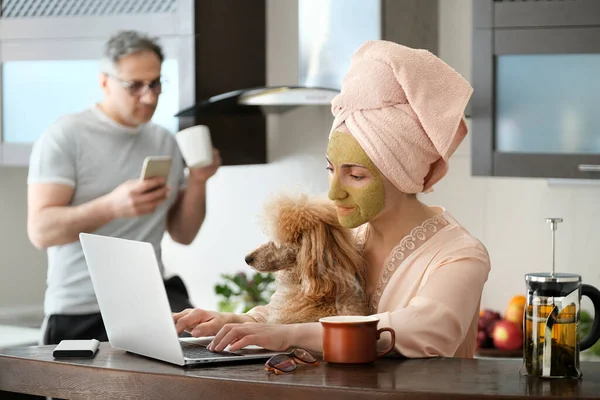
[[214, 271, 276, 313], [581, 310, 600, 356]]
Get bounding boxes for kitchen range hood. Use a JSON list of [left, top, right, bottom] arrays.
[[176, 0, 388, 116], [176, 86, 340, 117]]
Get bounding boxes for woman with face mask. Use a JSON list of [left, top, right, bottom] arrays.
[[173, 40, 491, 359]]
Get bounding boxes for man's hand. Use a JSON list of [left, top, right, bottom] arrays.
[[27, 177, 170, 249], [188, 148, 222, 184], [106, 177, 170, 219], [165, 148, 221, 244]]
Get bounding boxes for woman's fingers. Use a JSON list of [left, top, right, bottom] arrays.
[[227, 335, 259, 352], [209, 323, 242, 352], [172, 308, 194, 322], [191, 319, 222, 337], [207, 323, 290, 352], [174, 309, 211, 334]]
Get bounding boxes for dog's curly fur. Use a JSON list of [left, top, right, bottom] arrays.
[[245, 193, 368, 324]]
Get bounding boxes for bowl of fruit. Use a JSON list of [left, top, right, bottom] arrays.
[[476, 295, 525, 358]]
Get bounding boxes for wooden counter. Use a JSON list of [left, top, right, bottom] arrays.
[[1, 342, 600, 399]]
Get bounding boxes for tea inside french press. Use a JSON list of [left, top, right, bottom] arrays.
[[523, 218, 600, 379], [523, 272, 581, 378]]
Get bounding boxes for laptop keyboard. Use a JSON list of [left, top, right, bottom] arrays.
[[180, 341, 244, 359]]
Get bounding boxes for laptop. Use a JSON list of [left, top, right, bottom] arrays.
[[79, 232, 280, 366]]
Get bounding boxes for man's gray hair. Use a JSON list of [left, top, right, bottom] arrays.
[[100, 30, 164, 74]]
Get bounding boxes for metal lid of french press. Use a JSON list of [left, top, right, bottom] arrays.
[[525, 272, 581, 283], [525, 217, 581, 284]]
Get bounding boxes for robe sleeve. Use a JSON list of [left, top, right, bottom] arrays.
[[373, 241, 490, 358], [244, 278, 287, 323]]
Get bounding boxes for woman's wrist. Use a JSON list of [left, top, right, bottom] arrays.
[[233, 313, 257, 324], [288, 323, 323, 353]]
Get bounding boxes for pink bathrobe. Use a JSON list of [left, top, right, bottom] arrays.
[[247, 207, 490, 358]]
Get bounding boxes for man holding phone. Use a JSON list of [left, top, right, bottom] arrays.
[[26, 30, 221, 345]]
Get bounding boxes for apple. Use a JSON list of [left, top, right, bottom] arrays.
[[492, 320, 523, 351], [505, 302, 525, 327], [478, 309, 501, 337]]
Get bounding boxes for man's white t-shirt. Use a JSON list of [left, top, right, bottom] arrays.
[[28, 106, 186, 315]]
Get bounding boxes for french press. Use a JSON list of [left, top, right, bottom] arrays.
[[522, 218, 600, 379]]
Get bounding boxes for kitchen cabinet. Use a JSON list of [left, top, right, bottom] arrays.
[[472, 0, 600, 180]]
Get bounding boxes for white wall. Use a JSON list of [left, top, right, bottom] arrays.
[[2, 0, 599, 319], [0, 167, 46, 316]]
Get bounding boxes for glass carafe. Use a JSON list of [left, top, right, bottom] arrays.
[[522, 273, 600, 379]]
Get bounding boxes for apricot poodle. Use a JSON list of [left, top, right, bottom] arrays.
[[244, 193, 368, 324]]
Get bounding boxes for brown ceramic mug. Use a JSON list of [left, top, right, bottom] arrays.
[[319, 316, 395, 364]]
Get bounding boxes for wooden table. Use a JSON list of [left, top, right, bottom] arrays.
[[1, 343, 600, 399]]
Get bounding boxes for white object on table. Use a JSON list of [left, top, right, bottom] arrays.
[[0, 324, 41, 348]]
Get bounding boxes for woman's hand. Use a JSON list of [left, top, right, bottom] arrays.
[[172, 308, 255, 337], [207, 322, 295, 352]]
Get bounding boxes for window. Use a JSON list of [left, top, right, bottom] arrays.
[[298, 0, 380, 89], [496, 54, 600, 154], [2, 58, 179, 143], [472, 0, 600, 179]]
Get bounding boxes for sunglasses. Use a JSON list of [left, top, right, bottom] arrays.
[[107, 74, 164, 97], [264, 348, 318, 374]]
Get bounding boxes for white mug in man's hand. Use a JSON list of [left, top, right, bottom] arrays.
[[175, 125, 213, 169]]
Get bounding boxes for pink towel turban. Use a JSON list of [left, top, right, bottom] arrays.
[[329, 40, 473, 194]]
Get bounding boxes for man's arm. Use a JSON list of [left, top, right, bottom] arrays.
[[166, 149, 221, 245], [27, 183, 114, 249], [28, 178, 170, 249], [166, 183, 207, 245]]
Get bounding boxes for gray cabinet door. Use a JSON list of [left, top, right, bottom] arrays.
[[472, 0, 600, 180]]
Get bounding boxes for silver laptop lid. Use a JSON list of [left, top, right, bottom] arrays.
[[80, 233, 187, 366]]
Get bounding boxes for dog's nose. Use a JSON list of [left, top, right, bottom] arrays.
[[244, 255, 254, 265]]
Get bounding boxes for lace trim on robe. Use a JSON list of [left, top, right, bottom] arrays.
[[355, 214, 449, 314]]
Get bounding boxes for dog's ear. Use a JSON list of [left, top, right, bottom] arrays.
[[296, 222, 336, 299], [296, 214, 366, 300], [325, 224, 367, 293]]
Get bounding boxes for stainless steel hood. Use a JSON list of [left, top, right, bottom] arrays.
[[175, 86, 340, 117], [176, 0, 382, 116]]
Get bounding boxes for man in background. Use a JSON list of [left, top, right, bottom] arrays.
[[27, 30, 221, 345]]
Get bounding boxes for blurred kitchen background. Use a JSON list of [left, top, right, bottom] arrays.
[[1, 0, 599, 345]]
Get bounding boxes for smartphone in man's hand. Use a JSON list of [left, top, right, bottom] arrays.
[[140, 156, 172, 193], [140, 156, 172, 181]]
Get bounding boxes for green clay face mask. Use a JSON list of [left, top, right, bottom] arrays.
[[326, 131, 385, 228]]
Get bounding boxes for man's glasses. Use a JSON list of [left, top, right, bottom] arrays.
[[264, 348, 318, 374], [107, 74, 164, 97]]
